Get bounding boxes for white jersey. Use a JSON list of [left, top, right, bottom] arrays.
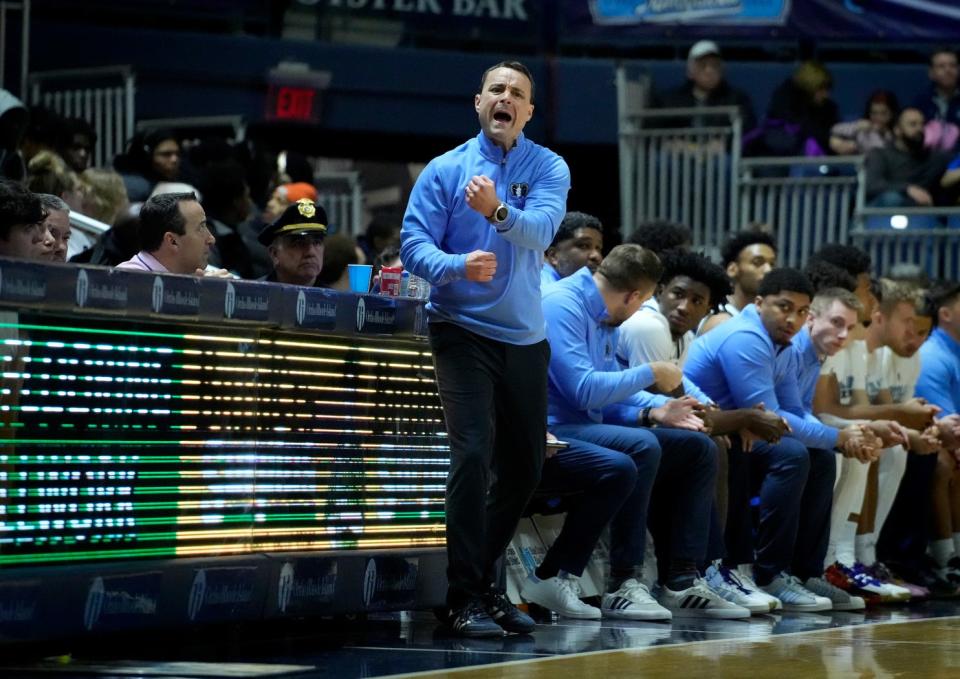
[[820, 340, 867, 407], [618, 298, 694, 367], [879, 347, 921, 404]]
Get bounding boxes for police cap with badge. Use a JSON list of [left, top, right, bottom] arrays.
[[258, 198, 328, 246]]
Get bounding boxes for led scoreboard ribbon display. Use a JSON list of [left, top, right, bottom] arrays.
[[0, 316, 449, 567]]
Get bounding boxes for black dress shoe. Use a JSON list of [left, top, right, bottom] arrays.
[[441, 599, 504, 638], [483, 589, 535, 634]]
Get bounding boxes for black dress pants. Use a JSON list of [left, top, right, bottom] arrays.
[[429, 321, 549, 607]]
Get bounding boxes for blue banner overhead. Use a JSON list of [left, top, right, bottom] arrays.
[[589, 0, 790, 26], [566, 0, 960, 40]]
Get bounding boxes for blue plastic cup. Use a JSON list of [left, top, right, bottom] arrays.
[[348, 264, 373, 293]]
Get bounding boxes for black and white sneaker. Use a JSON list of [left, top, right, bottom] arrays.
[[657, 577, 751, 619], [600, 578, 672, 621], [441, 599, 504, 638], [483, 589, 535, 634]]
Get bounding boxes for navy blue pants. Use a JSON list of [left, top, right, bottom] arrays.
[[549, 423, 717, 575], [535, 437, 639, 578], [725, 436, 836, 583]]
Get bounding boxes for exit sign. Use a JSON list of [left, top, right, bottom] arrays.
[[267, 85, 319, 121]]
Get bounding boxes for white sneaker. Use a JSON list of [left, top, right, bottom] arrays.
[[803, 577, 865, 611], [601, 578, 672, 621], [704, 563, 776, 614], [520, 574, 601, 620], [735, 564, 783, 611], [760, 573, 832, 612], [657, 578, 751, 619]]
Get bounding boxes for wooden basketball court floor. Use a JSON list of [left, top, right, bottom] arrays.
[[5, 601, 960, 678]]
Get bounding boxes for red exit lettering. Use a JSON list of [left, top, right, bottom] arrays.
[[273, 86, 316, 120]]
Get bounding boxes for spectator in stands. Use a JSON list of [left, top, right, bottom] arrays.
[[830, 90, 899, 155], [315, 233, 359, 292], [652, 40, 756, 133], [912, 48, 960, 136], [19, 106, 64, 164], [79, 168, 129, 226], [114, 129, 182, 202], [357, 214, 400, 264], [0, 180, 55, 260], [746, 61, 838, 158], [542, 244, 748, 620], [58, 117, 96, 174], [69, 169, 135, 266], [400, 60, 569, 637], [686, 269, 880, 610], [865, 107, 950, 207], [26, 151, 84, 212], [257, 199, 326, 287], [542, 211, 604, 288], [0, 89, 27, 181], [115, 192, 218, 276], [625, 220, 691, 255], [35, 194, 71, 262], [200, 160, 263, 279], [699, 229, 777, 335], [263, 182, 318, 224]]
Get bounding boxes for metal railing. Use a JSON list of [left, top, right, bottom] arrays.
[[28, 65, 135, 168], [616, 66, 743, 248], [619, 113, 741, 249], [314, 171, 363, 238], [851, 207, 960, 280], [0, 0, 30, 99], [738, 156, 861, 269]]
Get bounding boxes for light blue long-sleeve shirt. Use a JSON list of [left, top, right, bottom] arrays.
[[541, 262, 561, 289], [400, 131, 570, 345], [685, 305, 839, 449], [542, 267, 670, 426], [916, 327, 960, 417]]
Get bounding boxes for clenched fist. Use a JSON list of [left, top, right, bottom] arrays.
[[465, 250, 497, 282]]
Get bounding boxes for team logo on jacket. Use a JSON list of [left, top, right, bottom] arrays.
[[510, 182, 528, 197]]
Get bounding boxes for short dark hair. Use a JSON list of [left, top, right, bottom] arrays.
[[808, 244, 871, 278], [720, 230, 776, 267], [199, 161, 248, 218], [0, 180, 44, 240], [930, 46, 958, 66], [757, 267, 814, 299], [658, 248, 731, 311], [626, 220, 691, 255], [138, 191, 195, 252], [597, 244, 663, 292], [479, 61, 535, 104], [549, 211, 603, 249], [896, 106, 925, 126], [61, 116, 97, 147], [925, 279, 960, 327], [366, 214, 400, 244], [804, 258, 856, 294]]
